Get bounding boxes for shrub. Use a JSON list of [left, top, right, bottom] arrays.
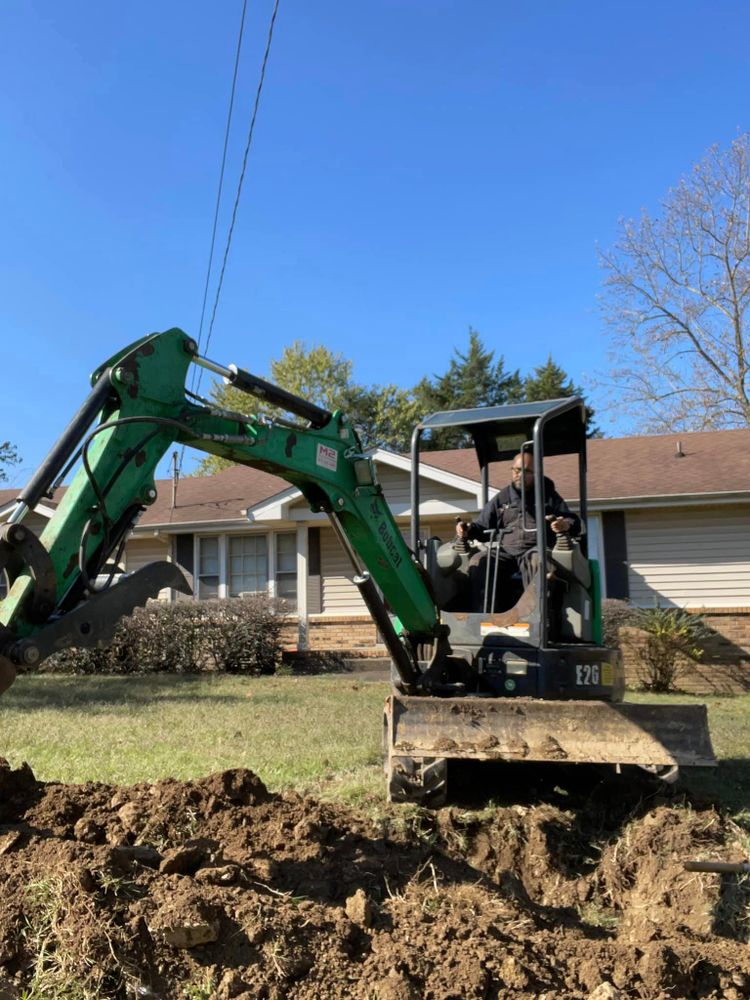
[[600, 598, 638, 648], [42, 596, 288, 677], [198, 597, 287, 675], [632, 605, 710, 693]]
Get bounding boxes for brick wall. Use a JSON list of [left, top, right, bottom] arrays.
[[620, 608, 750, 695], [282, 615, 386, 657], [308, 615, 384, 655], [284, 609, 750, 694]]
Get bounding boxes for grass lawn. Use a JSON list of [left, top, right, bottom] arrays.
[[1, 674, 748, 819], [0, 674, 390, 800]]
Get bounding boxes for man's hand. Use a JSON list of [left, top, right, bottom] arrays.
[[548, 515, 572, 534], [455, 519, 470, 539]]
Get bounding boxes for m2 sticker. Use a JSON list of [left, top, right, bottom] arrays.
[[575, 663, 613, 687], [316, 444, 338, 472]]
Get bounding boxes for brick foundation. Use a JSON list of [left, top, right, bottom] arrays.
[[282, 616, 386, 658], [285, 609, 750, 694], [620, 608, 750, 695]]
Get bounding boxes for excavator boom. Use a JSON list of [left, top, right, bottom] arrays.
[[0, 328, 716, 803], [0, 329, 438, 692]]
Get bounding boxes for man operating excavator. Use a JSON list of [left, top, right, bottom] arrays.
[[455, 451, 580, 612]]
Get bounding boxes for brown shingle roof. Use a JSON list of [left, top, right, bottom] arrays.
[[138, 465, 289, 528], [2, 428, 748, 528], [421, 428, 750, 501], [0, 467, 289, 530]]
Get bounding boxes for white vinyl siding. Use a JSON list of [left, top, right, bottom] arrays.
[[376, 466, 472, 513], [318, 522, 437, 614], [626, 506, 750, 608], [124, 536, 172, 599], [320, 528, 367, 613], [124, 537, 170, 573]]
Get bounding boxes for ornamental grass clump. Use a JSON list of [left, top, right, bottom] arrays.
[[634, 605, 710, 693]]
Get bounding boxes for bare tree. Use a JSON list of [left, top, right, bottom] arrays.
[[600, 135, 750, 431]]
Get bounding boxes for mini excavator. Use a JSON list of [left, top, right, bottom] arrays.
[[0, 329, 715, 804]]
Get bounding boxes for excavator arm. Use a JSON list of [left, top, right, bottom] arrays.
[[0, 328, 442, 695]]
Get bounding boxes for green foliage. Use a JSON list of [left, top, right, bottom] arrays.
[[193, 328, 600, 472], [633, 606, 711, 693], [182, 974, 217, 1000], [347, 382, 421, 452], [0, 440, 20, 483], [195, 342, 419, 472], [42, 597, 287, 676], [270, 340, 355, 408], [415, 329, 522, 449], [524, 355, 600, 436]]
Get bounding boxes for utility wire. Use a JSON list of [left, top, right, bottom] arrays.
[[190, 0, 249, 397], [180, 0, 281, 477], [200, 0, 281, 373]]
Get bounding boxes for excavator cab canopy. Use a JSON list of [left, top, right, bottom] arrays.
[[410, 397, 588, 553]]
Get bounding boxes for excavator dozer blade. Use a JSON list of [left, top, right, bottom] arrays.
[[386, 694, 716, 769]]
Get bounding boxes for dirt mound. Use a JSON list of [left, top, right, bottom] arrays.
[[0, 757, 748, 999]]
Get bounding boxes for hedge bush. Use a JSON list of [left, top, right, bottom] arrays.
[[600, 598, 638, 648], [41, 596, 288, 677]]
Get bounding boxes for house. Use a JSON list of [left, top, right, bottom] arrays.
[[2, 428, 749, 673]]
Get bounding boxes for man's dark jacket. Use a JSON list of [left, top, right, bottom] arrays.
[[466, 476, 580, 557]]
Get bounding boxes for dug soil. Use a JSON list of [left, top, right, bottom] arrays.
[[0, 758, 747, 1000]]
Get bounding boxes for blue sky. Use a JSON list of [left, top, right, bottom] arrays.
[[1, 1, 748, 481]]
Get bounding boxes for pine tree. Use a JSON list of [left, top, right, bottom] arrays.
[[415, 329, 522, 449], [523, 355, 600, 436]]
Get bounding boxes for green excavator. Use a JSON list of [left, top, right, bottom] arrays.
[[0, 329, 715, 805]]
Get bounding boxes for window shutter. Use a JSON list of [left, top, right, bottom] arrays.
[[307, 527, 322, 614], [174, 534, 195, 594], [602, 512, 629, 600]]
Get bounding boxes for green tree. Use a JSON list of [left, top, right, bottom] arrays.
[[346, 383, 421, 453], [523, 355, 600, 436], [0, 441, 20, 484], [195, 342, 418, 474], [414, 329, 522, 449]]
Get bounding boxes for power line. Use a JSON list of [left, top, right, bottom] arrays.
[[201, 0, 281, 369], [180, 0, 281, 478], [190, 0, 249, 397]]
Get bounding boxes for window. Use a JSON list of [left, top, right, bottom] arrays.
[[275, 532, 297, 609], [229, 535, 268, 597], [197, 537, 220, 599], [194, 532, 298, 607]]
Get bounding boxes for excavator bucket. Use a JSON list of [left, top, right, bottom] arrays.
[[385, 694, 716, 805]]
